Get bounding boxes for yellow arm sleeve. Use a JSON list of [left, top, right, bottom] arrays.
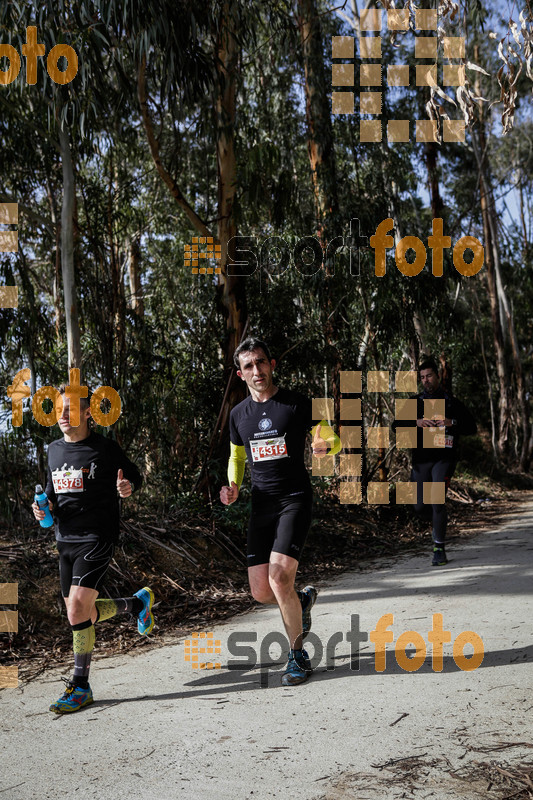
[[228, 442, 246, 487], [311, 420, 342, 456]]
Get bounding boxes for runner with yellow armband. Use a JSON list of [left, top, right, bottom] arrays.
[[220, 337, 340, 686]]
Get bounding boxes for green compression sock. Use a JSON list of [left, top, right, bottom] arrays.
[[95, 596, 143, 623], [72, 619, 95, 687]]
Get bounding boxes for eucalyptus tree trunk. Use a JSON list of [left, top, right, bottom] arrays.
[[474, 130, 509, 461], [215, 0, 248, 436], [128, 234, 144, 318], [296, 0, 338, 244], [473, 126, 530, 468], [296, 0, 344, 417], [59, 125, 82, 369], [215, 0, 247, 353]]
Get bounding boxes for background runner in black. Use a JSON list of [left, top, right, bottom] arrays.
[[395, 358, 477, 566], [32, 386, 153, 714]]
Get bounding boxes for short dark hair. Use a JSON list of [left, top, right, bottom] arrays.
[[58, 383, 92, 409], [418, 358, 439, 376], [234, 337, 272, 368], [58, 384, 94, 426]]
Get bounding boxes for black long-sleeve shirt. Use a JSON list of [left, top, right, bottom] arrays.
[[44, 431, 142, 542], [229, 388, 313, 496], [393, 388, 477, 463]]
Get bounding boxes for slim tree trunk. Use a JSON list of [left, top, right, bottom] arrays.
[[297, 0, 343, 412], [59, 125, 82, 369], [425, 141, 444, 219], [215, 0, 248, 431], [296, 0, 338, 244], [473, 54, 509, 460], [128, 234, 144, 318]]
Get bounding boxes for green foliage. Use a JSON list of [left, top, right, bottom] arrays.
[[1, 0, 531, 528]]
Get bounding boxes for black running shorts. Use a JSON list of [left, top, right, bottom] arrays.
[[57, 539, 114, 597], [247, 489, 312, 567]]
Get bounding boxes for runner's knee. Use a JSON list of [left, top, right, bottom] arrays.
[[251, 584, 276, 603], [67, 597, 95, 625], [268, 564, 295, 595]]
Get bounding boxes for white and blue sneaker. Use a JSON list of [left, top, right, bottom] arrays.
[[134, 587, 155, 635]]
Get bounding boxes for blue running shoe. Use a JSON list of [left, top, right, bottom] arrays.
[[432, 546, 447, 566], [49, 681, 93, 714], [134, 586, 155, 635], [281, 649, 312, 686], [298, 585, 318, 637]]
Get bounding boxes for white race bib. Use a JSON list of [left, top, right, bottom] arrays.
[[250, 436, 288, 463], [434, 433, 454, 448], [52, 467, 84, 493]]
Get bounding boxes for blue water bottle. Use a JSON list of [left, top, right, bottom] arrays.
[[35, 484, 54, 528]]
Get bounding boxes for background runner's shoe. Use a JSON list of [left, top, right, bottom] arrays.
[[281, 649, 312, 686], [298, 585, 318, 636], [134, 587, 155, 635], [49, 681, 93, 714], [432, 546, 447, 566]]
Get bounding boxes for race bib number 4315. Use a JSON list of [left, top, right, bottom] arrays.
[[250, 436, 288, 463]]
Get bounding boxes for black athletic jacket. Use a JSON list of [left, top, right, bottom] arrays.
[[394, 388, 477, 463]]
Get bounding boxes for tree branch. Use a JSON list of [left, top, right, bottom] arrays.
[[137, 57, 214, 239]]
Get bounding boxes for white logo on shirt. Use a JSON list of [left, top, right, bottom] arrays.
[[258, 418, 272, 431]]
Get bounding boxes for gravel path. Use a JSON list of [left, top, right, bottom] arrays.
[[2, 499, 532, 800]]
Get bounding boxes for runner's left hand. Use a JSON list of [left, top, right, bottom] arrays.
[[312, 426, 329, 458], [117, 468, 132, 497]]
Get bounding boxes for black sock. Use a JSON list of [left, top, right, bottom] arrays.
[[72, 675, 89, 689], [131, 597, 144, 615]]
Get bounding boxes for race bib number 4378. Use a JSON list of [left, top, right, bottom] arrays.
[[52, 468, 84, 493], [250, 436, 288, 463]]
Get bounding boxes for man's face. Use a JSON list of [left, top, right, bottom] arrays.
[[57, 396, 91, 434], [237, 348, 275, 394], [420, 368, 440, 394]]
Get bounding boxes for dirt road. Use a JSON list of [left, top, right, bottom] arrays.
[[2, 501, 532, 800]]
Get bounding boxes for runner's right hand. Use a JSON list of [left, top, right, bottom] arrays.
[[32, 501, 46, 521], [220, 481, 239, 505]]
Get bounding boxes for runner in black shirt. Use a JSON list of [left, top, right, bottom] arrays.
[[31, 385, 154, 713], [220, 338, 338, 686], [397, 358, 477, 566]]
